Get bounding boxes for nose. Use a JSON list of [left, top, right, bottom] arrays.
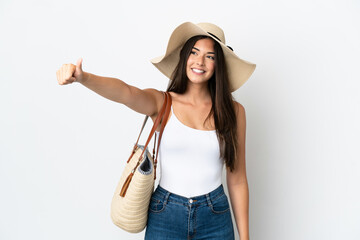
[[196, 56, 205, 66]]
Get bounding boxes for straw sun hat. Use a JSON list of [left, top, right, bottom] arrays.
[[151, 22, 256, 92]]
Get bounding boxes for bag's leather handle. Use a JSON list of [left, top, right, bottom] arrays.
[[138, 92, 170, 160], [153, 93, 172, 179], [126, 92, 167, 163], [120, 92, 172, 197]]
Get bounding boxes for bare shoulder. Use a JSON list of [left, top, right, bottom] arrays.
[[233, 101, 246, 131], [233, 101, 246, 118], [142, 88, 169, 121], [168, 91, 181, 102], [143, 88, 165, 101], [167, 91, 186, 107], [144, 89, 177, 103]]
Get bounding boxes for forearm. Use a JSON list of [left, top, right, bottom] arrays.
[[80, 72, 131, 104], [228, 182, 249, 240]]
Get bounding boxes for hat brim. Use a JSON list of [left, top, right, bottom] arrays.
[[151, 22, 256, 92]]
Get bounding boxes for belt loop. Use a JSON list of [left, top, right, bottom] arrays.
[[206, 193, 212, 207], [164, 191, 171, 204]]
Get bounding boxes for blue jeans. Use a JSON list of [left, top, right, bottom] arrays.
[[145, 184, 234, 240]]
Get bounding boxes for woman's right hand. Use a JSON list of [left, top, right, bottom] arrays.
[[56, 58, 86, 85]]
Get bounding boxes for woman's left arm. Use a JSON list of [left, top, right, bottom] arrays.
[[226, 102, 249, 240]]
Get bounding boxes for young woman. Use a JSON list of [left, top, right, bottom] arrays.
[[56, 22, 256, 240]]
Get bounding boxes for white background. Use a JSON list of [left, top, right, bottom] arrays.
[[1, 0, 359, 239]]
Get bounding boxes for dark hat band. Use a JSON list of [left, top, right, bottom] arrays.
[[207, 31, 233, 51]]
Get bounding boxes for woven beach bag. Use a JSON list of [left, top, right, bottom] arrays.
[[110, 91, 171, 233]]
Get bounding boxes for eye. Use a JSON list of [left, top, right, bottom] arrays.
[[207, 55, 215, 60], [190, 51, 197, 55]]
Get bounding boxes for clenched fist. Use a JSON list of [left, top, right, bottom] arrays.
[[56, 58, 86, 85]]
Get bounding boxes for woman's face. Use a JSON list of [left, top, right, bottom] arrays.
[[186, 38, 216, 86]]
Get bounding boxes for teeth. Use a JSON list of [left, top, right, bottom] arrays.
[[192, 68, 205, 73]]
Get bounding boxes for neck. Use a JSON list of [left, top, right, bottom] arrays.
[[183, 82, 212, 106]]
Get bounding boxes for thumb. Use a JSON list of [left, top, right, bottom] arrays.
[[76, 57, 83, 72]]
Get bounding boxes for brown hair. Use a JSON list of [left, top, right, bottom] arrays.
[[167, 35, 238, 172]]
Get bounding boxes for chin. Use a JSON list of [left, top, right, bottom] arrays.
[[188, 79, 210, 85]]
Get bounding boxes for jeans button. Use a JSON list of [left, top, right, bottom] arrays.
[[189, 199, 193, 204]]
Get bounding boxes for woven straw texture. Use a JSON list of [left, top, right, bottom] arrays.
[[110, 146, 154, 233]]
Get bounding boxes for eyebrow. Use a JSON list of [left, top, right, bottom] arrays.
[[192, 47, 215, 55]]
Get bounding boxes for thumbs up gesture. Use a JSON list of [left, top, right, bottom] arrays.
[[56, 58, 86, 85]]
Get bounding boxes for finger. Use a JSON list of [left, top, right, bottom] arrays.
[[56, 70, 59, 84], [76, 57, 83, 71], [65, 64, 76, 82], [63, 65, 69, 84], [60, 66, 64, 84]]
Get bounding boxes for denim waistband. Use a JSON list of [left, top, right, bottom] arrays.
[[154, 184, 225, 206]]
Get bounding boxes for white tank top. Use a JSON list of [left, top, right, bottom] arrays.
[[156, 106, 224, 198]]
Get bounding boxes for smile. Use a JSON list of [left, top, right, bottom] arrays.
[[191, 68, 205, 74]]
